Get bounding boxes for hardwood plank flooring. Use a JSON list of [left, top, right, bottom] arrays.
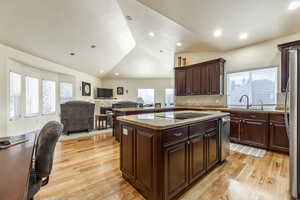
[[35, 134, 291, 200]]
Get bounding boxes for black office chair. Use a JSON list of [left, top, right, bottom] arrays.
[[27, 121, 63, 200]]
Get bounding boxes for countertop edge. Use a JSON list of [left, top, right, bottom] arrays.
[[117, 113, 230, 130]]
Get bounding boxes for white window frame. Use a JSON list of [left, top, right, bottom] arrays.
[[227, 66, 278, 106], [9, 71, 22, 121], [59, 82, 74, 103], [137, 88, 155, 105], [42, 79, 57, 115], [165, 88, 175, 106], [25, 76, 40, 117]]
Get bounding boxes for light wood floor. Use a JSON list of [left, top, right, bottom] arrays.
[[36, 134, 291, 200]]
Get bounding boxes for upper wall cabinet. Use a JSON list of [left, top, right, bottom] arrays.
[[278, 40, 300, 92], [174, 58, 225, 96]]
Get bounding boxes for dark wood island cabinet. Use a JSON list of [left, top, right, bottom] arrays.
[[118, 111, 230, 200]]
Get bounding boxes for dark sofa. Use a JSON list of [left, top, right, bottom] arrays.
[[60, 101, 95, 135]]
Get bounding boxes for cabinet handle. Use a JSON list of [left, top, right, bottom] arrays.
[[245, 121, 263, 125], [173, 133, 183, 137]]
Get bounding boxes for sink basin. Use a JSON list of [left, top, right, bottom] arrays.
[[227, 105, 274, 111]]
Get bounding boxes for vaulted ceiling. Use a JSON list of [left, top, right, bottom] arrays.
[[0, 0, 299, 78]]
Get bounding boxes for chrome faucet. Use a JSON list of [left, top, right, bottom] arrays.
[[258, 100, 264, 110], [239, 95, 251, 109]]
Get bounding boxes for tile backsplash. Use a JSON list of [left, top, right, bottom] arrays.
[[175, 93, 285, 108], [175, 95, 226, 107]]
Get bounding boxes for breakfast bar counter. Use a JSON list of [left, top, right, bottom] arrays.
[[117, 111, 230, 200]]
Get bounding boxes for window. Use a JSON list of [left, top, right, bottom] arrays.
[[60, 82, 73, 103], [165, 88, 175, 106], [25, 76, 39, 116], [227, 67, 277, 105], [138, 89, 155, 105], [9, 72, 22, 120], [42, 80, 56, 114]]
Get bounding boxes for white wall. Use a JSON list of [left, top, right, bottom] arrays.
[[0, 43, 101, 137], [176, 32, 300, 106], [101, 78, 174, 104]]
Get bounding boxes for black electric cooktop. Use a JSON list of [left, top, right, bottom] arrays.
[[158, 112, 212, 120]]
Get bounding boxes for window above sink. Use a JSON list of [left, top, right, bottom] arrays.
[[227, 67, 278, 106]]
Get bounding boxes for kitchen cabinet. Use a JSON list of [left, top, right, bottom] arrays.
[[241, 120, 268, 148], [174, 58, 225, 96], [229, 112, 289, 153], [191, 67, 201, 95], [278, 40, 300, 92], [269, 114, 289, 153], [164, 141, 189, 200], [209, 62, 224, 95], [200, 65, 210, 95], [229, 118, 241, 142], [119, 117, 224, 200], [120, 126, 135, 180], [205, 128, 219, 170], [186, 68, 194, 96], [229, 112, 268, 149], [189, 135, 206, 182], [175, 69, 186, 96]]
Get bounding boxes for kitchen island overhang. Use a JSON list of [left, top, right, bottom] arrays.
[[117, 110, 230, 200]]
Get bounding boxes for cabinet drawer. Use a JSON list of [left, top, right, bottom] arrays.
[[189, 120, 218, 138], [163, 127, 188, 147], [206, 120, 218, 131], [270, 114, 284, 123], [243, 113, 268, 121], [230, 112, 268, 121], [230, 112, 243, 119]]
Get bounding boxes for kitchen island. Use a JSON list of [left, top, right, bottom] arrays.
[[117, 110, 230, 200]]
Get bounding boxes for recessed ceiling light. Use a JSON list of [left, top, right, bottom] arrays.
[[91, 45, 96, 48], [115, 73, 119, 76], [239, 33, 248, 40], [70, 53, 75, 56], [176, 42, 182, 47], [148, 32, 155, 37], [213, 29, 223, 37], [289, 1, 300, 10], [126, 15, 133, 21]]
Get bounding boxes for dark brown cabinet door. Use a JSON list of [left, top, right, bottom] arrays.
[[209, 63, 220, 95], [186, 68, 193, 96], [205, 129, 219, 170], [241, 120, 268, 148], [230, 119, 241, 142], [281, 48, 289, 92], [164, 142, 189, 200], [135, 130, 155, 197], [192, 67, 201, 95], [121, 126, 135, 179], [189, 134, 206, 183], [175, 70, 186, 96], [200, 66, 210, 95], [269, 122, 289, 153]]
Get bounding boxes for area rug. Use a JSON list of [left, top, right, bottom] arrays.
[[59, 128, 112, 141], [230, 143, 266, 158]]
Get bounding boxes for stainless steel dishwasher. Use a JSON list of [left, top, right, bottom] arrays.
[[220, 115, 230, 162]]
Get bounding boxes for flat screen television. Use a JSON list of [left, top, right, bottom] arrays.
[[96, 88, 113, 99]]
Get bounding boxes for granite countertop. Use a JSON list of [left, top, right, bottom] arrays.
[[117, 110, 229, 130], [113, 105, 285, 114], [112, 106, 175, 112]]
